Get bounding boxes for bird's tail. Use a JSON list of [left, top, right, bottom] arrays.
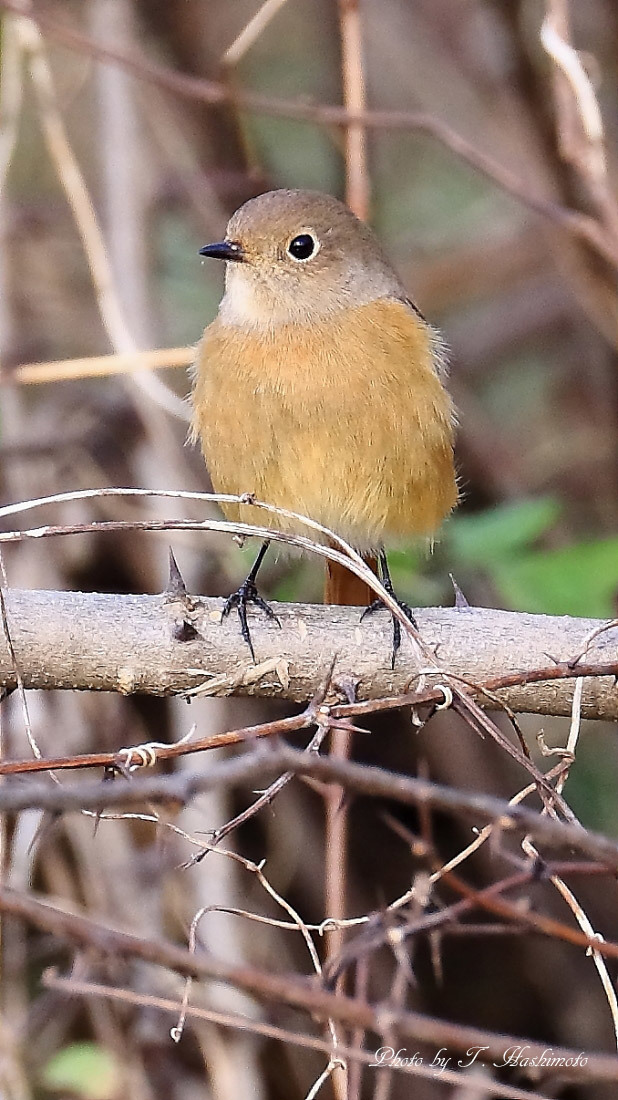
[[324, 557, 377, 607]]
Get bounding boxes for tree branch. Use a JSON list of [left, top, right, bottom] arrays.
[[0, 0, 614, 265], [2, 746, 618, 869], [0, 588, 617, 718], [2, 882, 618, 1082]]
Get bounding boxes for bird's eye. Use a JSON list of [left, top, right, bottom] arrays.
[[287, 232, 319, 261]]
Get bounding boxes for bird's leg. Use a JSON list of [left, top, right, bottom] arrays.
[[361, 548, 417, 667], [221, 539, 281, 661]]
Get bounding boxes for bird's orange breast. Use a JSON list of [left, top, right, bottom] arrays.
[[191, 298, 457, 550]]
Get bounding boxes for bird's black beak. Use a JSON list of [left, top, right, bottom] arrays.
[[198, 240, 245, 262]]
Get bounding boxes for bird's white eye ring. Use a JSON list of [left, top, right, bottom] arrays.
[[287, 231, 320, 262]]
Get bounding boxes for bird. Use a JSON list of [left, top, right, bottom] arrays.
[[191, 188, 457, 662]]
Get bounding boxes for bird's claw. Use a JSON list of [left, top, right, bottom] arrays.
[[222, 579, 281, 662], [361, 598, 417, 668]]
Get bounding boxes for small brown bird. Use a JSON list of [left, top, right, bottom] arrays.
[[191, 189, 457, 660]]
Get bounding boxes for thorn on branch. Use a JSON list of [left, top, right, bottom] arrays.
[[167, 547, 187, 597], [449, 573, 471, 609], [332, 674, 359, 705], [165, 548, 202, 642]]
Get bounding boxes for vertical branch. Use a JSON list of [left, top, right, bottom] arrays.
[[541, 0, 618, 255], [15, 14, 188, 421], [337, 0, 369, 220], [324, 12, 370, 1099], [0, 12, 23, 364], [326, 0, 370, 964], [347, 955, 369, 1100], [18, 17, 131, 354], [90, 0, 152, 349], [87, 0, 193, 576]]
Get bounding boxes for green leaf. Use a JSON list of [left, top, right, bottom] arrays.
[[42, 1042, 120, 1099], [447, 497, 561, 566], [491, 537, 618, 617], [563, 731, 618, 834]]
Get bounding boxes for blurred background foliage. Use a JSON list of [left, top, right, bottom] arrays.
[[1, 1, 618, 1098]]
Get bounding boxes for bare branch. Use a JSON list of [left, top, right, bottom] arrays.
[[2, 748, 618, 871], [0, 0, 614, 265], [5, 345, 193, 385], [2, 881, 618, 1083], [338, 0, 369, 220], [41, 973, 553, 1100]]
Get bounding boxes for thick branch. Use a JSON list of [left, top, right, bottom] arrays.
[[0, 589, 617, 718]]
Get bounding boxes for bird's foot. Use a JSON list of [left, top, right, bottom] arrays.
[[222, 578, 281, 662], [361, 596, 417, 669]]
